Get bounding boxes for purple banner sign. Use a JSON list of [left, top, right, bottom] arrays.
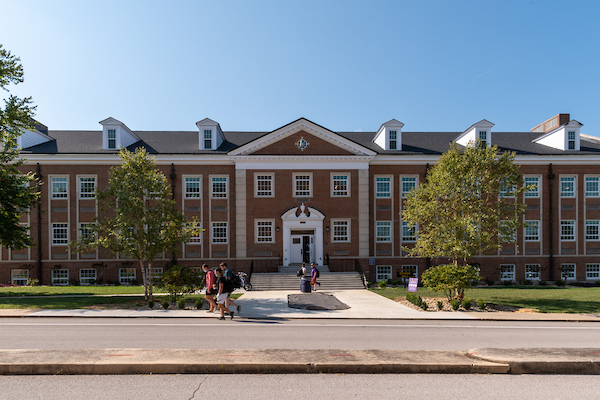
[[408, 278, 418, 292]]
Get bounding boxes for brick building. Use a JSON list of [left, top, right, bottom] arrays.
[[2, 113, 600, 286]]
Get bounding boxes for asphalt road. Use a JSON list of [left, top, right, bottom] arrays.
[[0, 374, 597, 400], [2, 318, 599, 350]]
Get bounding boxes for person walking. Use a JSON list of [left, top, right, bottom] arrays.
[[215, 268, 234, 320], [219, 262, 241, 314], [202, 264, 217, 312], [310, 262, 320, 292]]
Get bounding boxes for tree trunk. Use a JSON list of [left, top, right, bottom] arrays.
[[139, 259, 148, 300], [148, 262, 153, 301]]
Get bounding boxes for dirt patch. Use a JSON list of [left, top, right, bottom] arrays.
[[396, 297, 524, 312]]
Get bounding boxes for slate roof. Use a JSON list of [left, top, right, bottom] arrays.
[[20, 129, 600, 156]]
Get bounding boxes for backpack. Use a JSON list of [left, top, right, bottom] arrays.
[[297, 268, 304, 277], [231, 274, 242, 290], [315, 268, 320, 278]]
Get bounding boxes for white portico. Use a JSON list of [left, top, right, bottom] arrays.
[[281, 204, 325, 266]]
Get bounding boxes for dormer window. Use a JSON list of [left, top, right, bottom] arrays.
[[100, 118, 140, 151], [108, 129, 117, 149], [479, 130, 487, 147], [568, 131, 576, 150], [455, 120, 494, 148], [374, 119, 404, 151], [204, 129, 212, 149], [389, 131, 397, 150]]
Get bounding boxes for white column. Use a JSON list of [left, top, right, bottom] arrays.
[[235, 169, 247, 258], [358, 169, 369, 257]]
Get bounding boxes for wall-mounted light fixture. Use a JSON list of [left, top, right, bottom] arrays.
[[276, 227, 280, 232], [325, 226, 330, 232]]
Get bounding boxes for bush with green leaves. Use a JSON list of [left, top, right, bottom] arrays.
[[377, 280, 387, 289], [450, 299, 461, 310], [155, 265, 203, 303], [161, 296, 171, 309], [147, 299, 155, 309], [406, 293, 428, 310], [538, 280, 547, 286], [195, 298, 203, 309], [177, 298, 186, 310], [437, 300, 443, 310], [462, 298, 472, 310], [554, 279, 566, 287], [421, 264, 480, 301], [477, 300, 486, 310]]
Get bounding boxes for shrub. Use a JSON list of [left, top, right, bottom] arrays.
[[450, 299, 460, 310], [131, 279, 140, 286], [147, 299, 155, 309], [420, 301, 428, 311], [162, 297, 171, 309], [421, 264, 480, 301], [519, 279, 532, 286], [391, 280, 403, 287], [477, 300, 486, 310], [156, 265, 204, 303], [177, 298, 186, 310], [406, 294, 426, 309], [28, 279, 40, 286], [501, 280, 513, 286], [538, 280, 547, 286], [69, 278, 80, 286], [484, 278, 495, 286], [377, 280, 387, 289], [462, 298, 472, 310], [195, 298, 203, 309], [437, 300, 444, 310], [554, 279, 566, 286]]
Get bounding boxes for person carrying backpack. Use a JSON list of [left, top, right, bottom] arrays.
[[220, 262, 241, 314], [215, 268, 234, 320], [311, 262, 321, 292]]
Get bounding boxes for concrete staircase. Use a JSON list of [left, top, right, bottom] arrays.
[[249, 266, 366, 291]]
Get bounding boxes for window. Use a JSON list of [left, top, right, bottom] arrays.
[[51, 177, 68, 199], [185, 177, 201, 198], [11, 269, 29, 285], [560, 264, 576, 281], [203, 129, 212, 149], [389, 130, 397, 150], [188, 222, 202, 243], [376, 221, 391, 242], [211, 176, 227, 198], [376, 265, 392, 282], [500, 264, 515, 281], [585, 177, 599, 197], [331, 219, 350, 242], [586, 220, 599, 241], [107, 129, 116, 149], [560, 177, 575, 197], [400, 265, 417, 278], [293, 174, 312, 197], [499, 220, 515, 242], [255, 220, 274, 243], [524, 221, 540, 241], [525, 264, 540, 281], [79, 223, 95, 241], [212, 222, 228, 243], [52, 269, 69, 286], [256, 174, 274, 197], [499, 179, 515, 197], [79, 177, 96, 199], [119, 268, 136, 285], [567, 131, 576, 150], [52, 223, 69, 245], [401, 176, 417, 198], [331, 174, 349, 197], [401, 221, 416, 242], [150, 267, 163, 281], [376, 177, 391, 198], [586, 264, 600, 280], [479, 130, 487, 147], [79, 269, 97, 285], [524, 176, 540, 198], [560, 220, 575, 241]]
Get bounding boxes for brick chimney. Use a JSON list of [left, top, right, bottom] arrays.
[[531, 114, 570, 133]]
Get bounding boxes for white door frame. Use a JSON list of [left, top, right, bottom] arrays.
[[281, 206, 324, 266]]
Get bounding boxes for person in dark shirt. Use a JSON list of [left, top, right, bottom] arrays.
[[215, 268, 234, 320], [219, 262, 240, 314]]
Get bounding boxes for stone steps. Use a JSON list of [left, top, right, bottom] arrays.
[[249, 271, 366, 291]]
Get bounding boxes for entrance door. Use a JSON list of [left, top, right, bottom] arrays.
[[290, 234, 314, 264]]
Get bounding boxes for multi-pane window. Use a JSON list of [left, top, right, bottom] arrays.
[[376, 265, 392, 282], [79, 223, 95, 241], [52, 223, 69, 245], [567, 131, 576, 150], [500, 264, 515, 281], [107, 129, 116, 149], [212, 222, 228, 243], [332, 219, 349, 242], [586, 264, 600, 280], [499, 179, 515, 197], [525, 264, 540, 281], [185, 177, 201, 198], [52, 269, 69, 286], [524, 221, 540, 241], [256, 174, 273, 197], [499, 220, 515, 242], [203, 129, 212, 149], [51, 177, 68, 198], [294, 174, 312, 197], [79, 177, 96, 199], [389, 130, 397, 150], [401, 221, 416, 242], [331, 174, 349, 197], [376, 177, 391, 198], [585, 176, 599, 197], [376, 221, 391, 242], [188, 222, 202, 243], [400, 265, 417, 278], [586, 220, 600, 241], [79, 269, 97, 285], [11, 269, 29, 285], [524, 176, 540, 198], [401, 177, 417, 198], [561, 264, 576, 280], [119, 268, 136, 285], [560, 177, 575, 197], [479, 130, 487, 147], [211, 177, 227, 198], [560, 220, 575, 241], [256, 220, 274, 243]]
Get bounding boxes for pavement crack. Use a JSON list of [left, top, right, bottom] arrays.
[[189, 375, 209, 400]]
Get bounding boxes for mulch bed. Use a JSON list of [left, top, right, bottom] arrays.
[[396, 297, 536, 313]]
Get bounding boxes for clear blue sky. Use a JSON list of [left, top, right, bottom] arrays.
[[2, 0, 600, 136]]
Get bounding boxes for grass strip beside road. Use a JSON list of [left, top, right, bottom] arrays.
[[0, 286, 165, 297], [371, 287, 600, 313], [0, 295, 146, 309]]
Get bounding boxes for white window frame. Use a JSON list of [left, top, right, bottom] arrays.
[[560, 263, 576, 281], [389, 130, 397, 150], [187, 222, 202, 244], [400, 265, 418, 278], [401, 221, 417, 242], [376, 265, 392, 282], [586, 264, 600, 280], [119, 268, 136, 285], [184, 176, 201, 199], [524, 220, 540, 241], [499, 179, 515, 198], [331, 173, 350, 197], [585, 176, 599, 197], [524, 264, 541, 281], [255, 173, 274, 198], [376, 221, 391, 242], [478, 130, 487, 147], [500, 264, 515, 282], [255, 219, 275, 243], [293, 173, 312, 197], [560, 176, 576, 197], [499, 220, 516, 242], [524, 176, 540, 198], [79, 269, 97, 285], [211, 222, 228, 244], [107, 128, 117, 149], [51, 176, 68, 199], [560, 220, 576, 241], [211, 176, 228, 199], [78, 176, 96, 199], [52, 223, 69, 245], [78, 223, 95, 242], [401, 176, 417, 198], [331, 219, 350, 243], [203, 129, 213, 149], [11, 269, 29, 285], [586, 220, 600, 241], [51, 269, 69, 286], [567, 130, 576, 150], [375, 176, 392, 198]]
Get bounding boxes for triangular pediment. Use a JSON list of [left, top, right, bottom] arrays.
[[228, 118, 376, 156]]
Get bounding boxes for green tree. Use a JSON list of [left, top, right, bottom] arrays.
[[402, 141, 528, 299], [155, 265, 204, 304], [75, 147, 198, 300], [0, 45, 40, 249]]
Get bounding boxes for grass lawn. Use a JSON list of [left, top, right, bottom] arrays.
[[0, 285, 166, 297], [371, 286, 600, 313]]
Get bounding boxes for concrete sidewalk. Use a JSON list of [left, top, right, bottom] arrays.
[[1, 348, 599, 375]]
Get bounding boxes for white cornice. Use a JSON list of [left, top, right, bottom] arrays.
[[20, 154, 234, 165], [231, 155, 374, 170]]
